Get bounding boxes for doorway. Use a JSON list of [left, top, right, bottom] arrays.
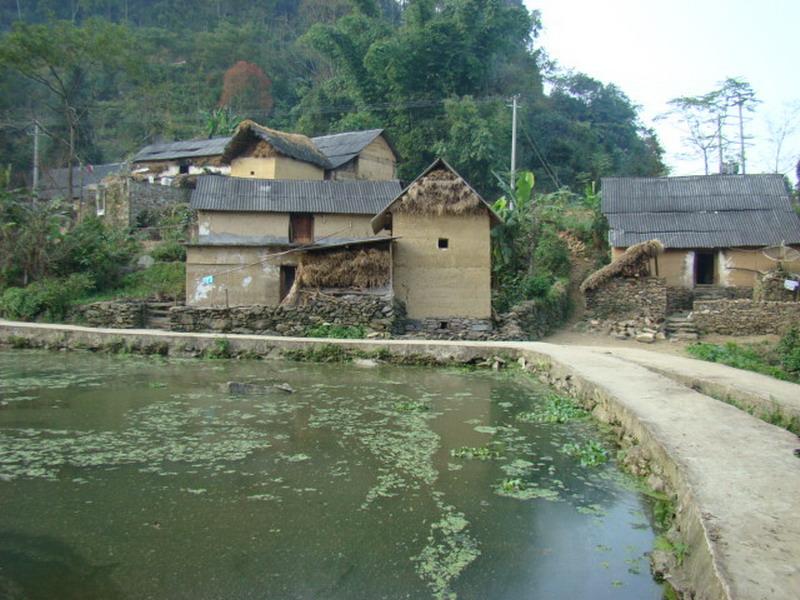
[[280, 265, 296, 301], [694, 251, 715, 285], [289, 213, 314, 244]]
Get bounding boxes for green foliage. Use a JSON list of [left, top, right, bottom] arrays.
[[77, 263, 185, 304], [395, 400, 430, 413], [54, 217, 139, 290], [532, 228, 571, 278], [686, 341, 798, 383], [150, 240, 186, 263], [304, 323, 366, 339], [516, 393, 587, 424], [777, 326, 800, 375], [0, 273, 94, 322], [560, 440, 609, 467]]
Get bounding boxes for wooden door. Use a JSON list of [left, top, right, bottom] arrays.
[[289, 213, 314, 244], [280, 265, 296, 301]]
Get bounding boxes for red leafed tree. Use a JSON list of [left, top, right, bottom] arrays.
[[219, 61, 273, 114]]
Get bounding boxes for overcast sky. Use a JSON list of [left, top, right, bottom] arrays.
[[524, 0, 800, 181]]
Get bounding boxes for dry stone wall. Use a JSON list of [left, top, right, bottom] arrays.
[[754, 271, 800, 302], [77, 301, 145, 329], [585, 277, 667, 324], [693, 299, 800, 335], [169, 291, 399, 337]]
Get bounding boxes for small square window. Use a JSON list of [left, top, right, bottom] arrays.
[[438, 321, 448, 330], [250, 171, 256, 176], [438, 238, 449, 249]]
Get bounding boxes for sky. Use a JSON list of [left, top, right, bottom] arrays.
[[524, 0, 800, 182]]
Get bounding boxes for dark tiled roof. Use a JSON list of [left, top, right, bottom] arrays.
[[38, 163, 124, 199], [188, 234, 392, 249], [132, 138, 230, 163], [601, 174, 800, 248], [222, 121, 331, 168], [191, 175, 402, 215], [311, 129, 386, 169]]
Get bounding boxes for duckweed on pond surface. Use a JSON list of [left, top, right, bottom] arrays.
[[0, 350, 663, 600]]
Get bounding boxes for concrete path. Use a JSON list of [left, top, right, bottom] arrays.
[[1, 320, 799, 599], [580, 345, 800, 424]]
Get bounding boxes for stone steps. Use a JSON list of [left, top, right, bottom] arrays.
[[145, 302, 181, 330], [665, 312, 699, 340]]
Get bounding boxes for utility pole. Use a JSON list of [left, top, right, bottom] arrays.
[[32, 121, 39, 194], [510, 95, 518, 191]]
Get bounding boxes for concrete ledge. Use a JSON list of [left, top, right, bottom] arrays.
[[1, 319, 799, 600]]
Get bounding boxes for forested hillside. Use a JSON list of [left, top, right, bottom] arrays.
[[0, 0, 665, 196]]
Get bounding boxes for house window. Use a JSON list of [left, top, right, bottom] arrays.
[[289, 213, 314, 244], [438, 321, 449, 330], [179, 163, 189, 175], [438, 238, 449, 250], [250, 170, 255, 176]]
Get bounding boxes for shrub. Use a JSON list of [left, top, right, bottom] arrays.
[[777, 327, 800, 375], [0, 273, 94, 322], [521, 273, 553, 299], [533, 228, 571, 278], [53, 217, 139, 290], [150, 240, 186, 262]]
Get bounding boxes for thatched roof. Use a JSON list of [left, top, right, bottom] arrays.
[[371, 158, 501, 232], [580, 240, 664, 293], [299, 247, 390, 289], [222, 120, 331, 168]]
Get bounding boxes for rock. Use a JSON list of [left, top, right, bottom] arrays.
[[353, 358, 379, 368], [274, 383, 294, 394], [636, 333, 656, 344], [225, 381, 293, 395], [137, 254, 155, 269]]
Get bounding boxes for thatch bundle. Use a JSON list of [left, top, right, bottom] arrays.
[[395, 168, 484, 216], [223, 120, 328, 166], [580, 240, 664, 293], [299, 247, 390, 289]]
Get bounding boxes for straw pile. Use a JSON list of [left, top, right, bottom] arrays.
[[395, 168, 484, 216], [299, 247, 390, 289], [580, 240, 664, 293]]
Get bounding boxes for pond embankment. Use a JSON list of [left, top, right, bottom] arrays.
[[1, 319, 799, 600]]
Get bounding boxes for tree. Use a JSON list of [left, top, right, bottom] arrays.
[[662, 93, 724, 175], [0, 19, 133, 202], [718, 77, 759, 174], [219, 60, 274, 116]]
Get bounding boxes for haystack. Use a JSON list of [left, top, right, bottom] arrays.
[[222, 120, 330, 167], [299, 247, 390, 289], [394, 168, 484, 216], [580, 240, 664, 293]]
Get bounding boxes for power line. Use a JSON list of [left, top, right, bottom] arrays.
[[518, 116, 561, 189]]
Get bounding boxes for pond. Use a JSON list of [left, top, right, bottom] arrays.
[[0, 350, 663, 599]]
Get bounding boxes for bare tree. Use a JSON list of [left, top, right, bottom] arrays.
[[718, 77, 760, 174], [766, 101, 800, 174], [662, 93, 727, 175]]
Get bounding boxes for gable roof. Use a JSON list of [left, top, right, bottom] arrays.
[[191, 175, 402, 215], [132, 137, 230, 163], [311, 129, 393, 169], [38, 163, 124, 199], [601, 174, 800, 248], [221, 120, 331, 168], [370, 157, 501, 232]]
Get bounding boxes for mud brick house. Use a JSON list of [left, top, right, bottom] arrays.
[[185, 157, 498, 333], [602, 174, 800, 303], [131, 137, 231, 181]]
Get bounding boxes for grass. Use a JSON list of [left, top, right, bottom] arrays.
[[560, 440, 609, 467], [516, 393, 588, 423], [304, 323, 366, 339], [686, 340, 799, 384]]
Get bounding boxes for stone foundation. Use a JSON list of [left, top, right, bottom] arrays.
[[400, 318, 493, 340], [693, 299, 800, 335], [666, 287, 694, 313], [169, 291, 399, 337]]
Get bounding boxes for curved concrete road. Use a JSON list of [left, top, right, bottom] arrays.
[[1, 320, 799, 599]]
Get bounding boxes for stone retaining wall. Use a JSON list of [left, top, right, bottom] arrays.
[[666, 287, 694, 313], [585, 277, 667, 324], [754, 271, 800, 302], [693, 299, 800, 335], [169, 291, 399, 337], [77, 301, 145, 329]]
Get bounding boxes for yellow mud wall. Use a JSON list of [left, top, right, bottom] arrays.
[[197, 211, 289, 239], [230, 157, 277, 179], [273, 156, 324, 180], [315, 214, 383, 239], [186, 246, 299, 307], [355, 136, 396, 180], [392, 212, 491, 319]]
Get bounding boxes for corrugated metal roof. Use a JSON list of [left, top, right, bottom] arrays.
[[132, 138, 230, 162], [601, 174, 800, 248], [311, 129, 385, 169], [191, 175, 402, 215], [188, 234, 392, 249], [38, 163, 124, 199]]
